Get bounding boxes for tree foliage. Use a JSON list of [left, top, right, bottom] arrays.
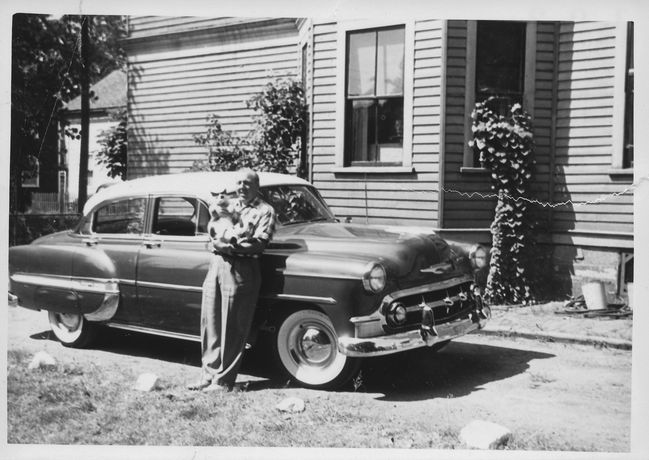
[[469, 98, 535, 305], [193, 78, 307, 175], [96, 108, 127, 179], [11, 14, 126, 211]]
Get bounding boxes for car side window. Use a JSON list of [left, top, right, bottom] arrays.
[[93, 198, 146, 234], [152, 196, 209, 236]]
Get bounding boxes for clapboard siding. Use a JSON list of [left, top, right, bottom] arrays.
[[553, 21, 632, 235], [442, 20, 496, 228], [127, 19, 300, 178], [129, 16, 278, 39], [125, 17, 633, 246], [307, 20, 444, 227], [443, 21, 558, 229]]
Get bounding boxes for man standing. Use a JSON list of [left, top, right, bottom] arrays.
[[188, 169, 276, 391]]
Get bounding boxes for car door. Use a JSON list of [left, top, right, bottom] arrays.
[[71, 196, 148, 325], [135, 194, 213, 336]]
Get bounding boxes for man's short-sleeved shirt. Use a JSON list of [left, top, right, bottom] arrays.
[[232, 195, 276, 254]]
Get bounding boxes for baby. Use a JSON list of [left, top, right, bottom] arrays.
[[207, 189, 253, 247]]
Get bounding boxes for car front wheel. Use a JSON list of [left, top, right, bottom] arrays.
[[48, 311, 95, 348], [275, 309, 360, 390]]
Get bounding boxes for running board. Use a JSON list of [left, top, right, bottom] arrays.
[[105, 322, 201, 343]]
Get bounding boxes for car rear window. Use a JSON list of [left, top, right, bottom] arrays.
[[93, 198, 146, 234]]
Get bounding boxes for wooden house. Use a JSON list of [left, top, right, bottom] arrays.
[[125, 17, 634, 297]]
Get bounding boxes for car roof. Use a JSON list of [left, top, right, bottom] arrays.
[[83, 171, 310, 215]]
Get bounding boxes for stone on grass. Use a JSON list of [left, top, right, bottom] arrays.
[[459, 420, 512, 449], [276, 397, 305, 413], [28, 351, 57, 370], [134, 373, 159, 392]]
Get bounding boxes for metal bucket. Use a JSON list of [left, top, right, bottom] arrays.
[[581, 281, 608, 310]]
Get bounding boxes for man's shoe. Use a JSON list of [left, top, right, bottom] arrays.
[[187, 378, 212, 391], [203, 382, 232, 392]]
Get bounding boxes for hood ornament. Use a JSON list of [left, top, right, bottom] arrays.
[[420, 261, 453, 274]]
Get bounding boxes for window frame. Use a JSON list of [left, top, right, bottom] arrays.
[[334, 19, 414, 173], [148, 194, 211, 240], [462, 20, 537, 170], [611, 21, 634, 172], [88, 196, 148, 237]]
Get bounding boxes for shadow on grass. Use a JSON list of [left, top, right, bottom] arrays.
[[29, 326, 286, 389], [28, 328, 554, 399], [358, 340, 554, 402]]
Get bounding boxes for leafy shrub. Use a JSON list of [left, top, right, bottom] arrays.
[[9, 213, 80, 246], [96, 108, 127, 179], [193, 78, 306, 175], [469, 98, 535, 304]]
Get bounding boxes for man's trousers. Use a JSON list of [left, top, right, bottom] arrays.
[[200, 253, 261, 386]]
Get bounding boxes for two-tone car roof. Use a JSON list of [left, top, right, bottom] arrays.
[[83, 171, 310, 215]]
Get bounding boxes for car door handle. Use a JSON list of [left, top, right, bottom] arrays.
[[82, 237, 98, 246], [143, 238, 163, 249]]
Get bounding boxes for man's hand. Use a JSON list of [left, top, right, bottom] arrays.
[[212, 239, 234, 255], [231, 238, 267, 256]]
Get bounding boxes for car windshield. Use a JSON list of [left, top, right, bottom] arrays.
[[260, 185, 336, 226]]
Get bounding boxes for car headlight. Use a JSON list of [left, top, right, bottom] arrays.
[[469, 244, 489, 269], [362, 263, 386, 293]]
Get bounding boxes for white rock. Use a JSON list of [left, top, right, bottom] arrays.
[[28, 351, 57, 370], [276, 397, 306, 413], [134, 373, 159, 392], [459, 420, 512, 450]]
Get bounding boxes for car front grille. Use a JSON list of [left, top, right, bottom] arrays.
[[382, 280, 478, 332]]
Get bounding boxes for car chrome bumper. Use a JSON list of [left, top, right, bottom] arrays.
[[8, 292, 18, 308], [338, 305, 490, 357]]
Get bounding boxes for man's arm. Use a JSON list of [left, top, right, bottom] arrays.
[[231, 238, 268, 255]]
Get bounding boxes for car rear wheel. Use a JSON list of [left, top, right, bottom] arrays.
[[48, 311, 95, 348], [275, 309, 360, 390]]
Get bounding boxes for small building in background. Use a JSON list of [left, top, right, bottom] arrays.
[[62, 69, 126, 209]]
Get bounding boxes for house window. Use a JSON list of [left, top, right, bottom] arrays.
[[475, 21, 526, 115], [344, 26, 405, 165], [301, 42, 308, 91], [300, 42, 309, 178], [623, 22, 633, 169], [463, 21, 535, 169]]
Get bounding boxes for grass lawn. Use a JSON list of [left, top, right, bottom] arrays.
[[7, 348, 461, 447]]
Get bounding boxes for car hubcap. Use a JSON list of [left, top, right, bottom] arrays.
[[298, 327, 334, 364], [57, 313, 81, 331]]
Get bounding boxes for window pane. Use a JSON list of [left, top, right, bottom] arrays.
[[476, 21, 525, 99], [347, 31, 376, 96], [261, 185, 335, 225], [377, 98, 404, 163], [94, 198, 146, 234], [623, 21, 634, 168], [153, 197, 199, 236], [377, 28, 404, 96], [346, 99, 376, 162]]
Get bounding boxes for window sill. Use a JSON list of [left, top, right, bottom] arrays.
[[608, 168, 633, 180], [460, 167, 490, 175], [332, 166, 415, 174]]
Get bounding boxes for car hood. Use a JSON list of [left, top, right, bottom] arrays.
[[271, 222, 468, 280]]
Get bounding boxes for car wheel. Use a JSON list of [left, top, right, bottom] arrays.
[[48, 311, 95, 348], [276, 309, 360, 390]]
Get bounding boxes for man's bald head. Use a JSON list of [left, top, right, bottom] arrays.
[[237, 168, 260, 203]]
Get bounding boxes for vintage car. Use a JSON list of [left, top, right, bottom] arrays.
[[9, 172, 490, 389]]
